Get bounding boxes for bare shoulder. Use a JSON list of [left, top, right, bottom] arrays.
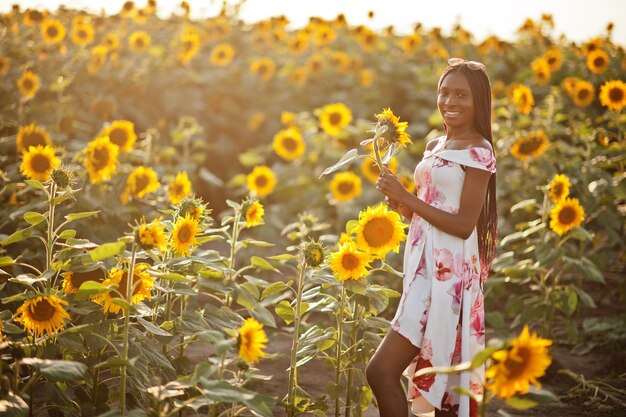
[[472, 137, 494, 153], [425, 136, 443, 151]]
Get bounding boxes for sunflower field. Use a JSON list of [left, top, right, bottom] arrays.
[[0, 1, 625, 416]]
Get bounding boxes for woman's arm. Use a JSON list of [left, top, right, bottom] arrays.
[[376, 167, 492, 239]]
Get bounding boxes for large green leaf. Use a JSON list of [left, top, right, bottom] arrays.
[[275, 300, 295, 324], [2, 226, 37, 246], [320, 148, 359, 177], [197, 380, 274, 417], [23, 211, 46, 226], [65, 211, 100, 222], [21, 358, 87, 382], [88, 241, 126, 261]]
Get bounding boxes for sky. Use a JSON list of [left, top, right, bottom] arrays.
[[2, 0, 625, 45]]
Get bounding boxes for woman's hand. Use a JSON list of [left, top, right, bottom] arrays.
[[376, 168, 409, 204]]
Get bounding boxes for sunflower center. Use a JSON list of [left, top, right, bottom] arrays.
[[71, 270, 105, 288], [173, 183, 183, 195], [329, 112, 342, 126], [609, 87, 624, 102], [337, 181, 354, 195], [47, 26, 59, 37], [593, 56, 606, 68], [183, 41, 194, 52], [505, 347, 531, 379], [552, 183, 563, 198], [30, 11, 43, 22], [577, 89, 590, 100], [247, 206, 258, 219], [257, 64, 268, 75], [118, 271, 141, 298], [282, 137, 298, 152], [92, 146, 110, 170], [109, 128, 128, 147], [24, 132, 46, 148], [31, 153, 51, 173], [32, 298, 56, 321], [135, 174, 150, 193], [255, 175, 268, 188], [517, 136, 543, 155], [23, 79, 34, 90], [78, 29, 87, 39], [341, 253, 360, 270], [558, 206, 576, 224], [548, 57, 556, 65], [362, 217, 394, 248], [178, 224, 192, 243], [135, 38, 145, 48]]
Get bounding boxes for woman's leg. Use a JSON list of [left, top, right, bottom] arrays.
[[366, 329, 420, 417]]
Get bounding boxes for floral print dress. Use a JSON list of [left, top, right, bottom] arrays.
[[390, 135, 496, 417]]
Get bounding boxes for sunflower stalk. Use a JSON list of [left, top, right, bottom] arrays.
[[334, 284, 346, 417], [45, 182, 57, 279], [287, 257, 306, 416], [344, 302, 361, 417], [119, 243, 138, 415]]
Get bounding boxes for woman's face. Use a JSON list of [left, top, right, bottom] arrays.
[[437, 70, 475, 131]]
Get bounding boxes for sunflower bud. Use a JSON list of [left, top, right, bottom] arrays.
[[50, 167, 71, 188], [303, 240, 325, 268], [177, 195, 209, 221]]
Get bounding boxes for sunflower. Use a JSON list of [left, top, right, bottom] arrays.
[[561, 77, 581, 96], [178, 195, 209, 221], [399, 173, 416, 193], [582, 37, 603, 56], [170, 214, 200, 256], [375, 108, 412, 148], [289, 67, 308, 86], [273, 127, 305, 161], [543, 48, 562, 71], [207, 42, 234, 66], [400, 34, 422, 53], [96, 264, 154, 314], [88, 45, 108, 74], [330, 172, 362, 202], [23, 9, 45, 26], [20, 145, 60, 182], [359, 69, 374, 88], [313, 24, 336, 46], [84, 135, 119, 184], [133, 8, 149, 24], [280, 111, 297, 126], [354, 203, 406, 258], [169, 171, 192, 204], [250, 57, 276, 81], [486, 325, 552, 399], [244, 200, 265, 228], [178, 32, 200, 65], [549, 198, 585, 236], [599, 80, 626, 111], [102, 32, 121, 50], [129, 31, 151, 52], [16, 124, 52, 152], [511, 84, 534, 115], [531, 57, 550, 85], [510, 130, 549, 161], [72, 23, 95, 46], [246, 165, 277, 198], [14, 294, 70, 338], [572, 80, 595, 107], [17, 70, 40, 98], [330, 50, 352, 74], [318, 102, 353, 136], [362, 155, 398, 183], [357, 28, 378, 51], [103, 120, 136, 152], [548, 174, 571, 203], [41, 19, 66, 44], [136, 218, 167, 252], [120, 1, 136, 17], [121, 166, 160, 204], [329, 240, 372, 281], [0, 57, 9, 76], [306, 54, 325, 79], [237, 317, 268, 364], [303, 240, 325, 267], [62, 268, 106, 294], [586, 49, 609, 74], [288, 33, 309, 55]]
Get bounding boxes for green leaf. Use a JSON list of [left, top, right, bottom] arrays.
[[268, 254, 298, 261], [251, 256, 279, 272], [261, 281, 290, 300], [58, 229, 76, 239], [197, 380, 274, 417], [578, 257, 604, 283], [89, 241, 126, 261], [152, 271, 190, 282], [470, 345, 502, 369], [65, 211, 100, 222], [510, 199, 537, 213], [137, 317, 173, 337], [21, 358, 87, 382], [73, 281, 110, 300], [51, 193, 73, 206], [0, 256, 15, 267], [2, 226, 36, 246], [23, 211, 46, 226], [275, 300, 295, 324], [240, 238, 274, 247], [250, 305, 277, 327], [25, 179, 44, 190], [320, 149, 359, 177]]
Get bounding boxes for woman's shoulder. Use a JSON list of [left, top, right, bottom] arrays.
[[425, 136, 445, 151]]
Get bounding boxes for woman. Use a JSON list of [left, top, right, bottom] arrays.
[[368, 58, 498, 417]]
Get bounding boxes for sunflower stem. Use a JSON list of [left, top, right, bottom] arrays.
[[119, 243, 138, 415], [334, 284, 346, 417], [372, 133, 385, 174], [45, 182, 57, 281], [344, 302, 361, 417], [287, 258, 306, 416]]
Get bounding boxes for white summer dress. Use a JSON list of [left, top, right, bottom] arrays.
[[390, 135, 496, 417]]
